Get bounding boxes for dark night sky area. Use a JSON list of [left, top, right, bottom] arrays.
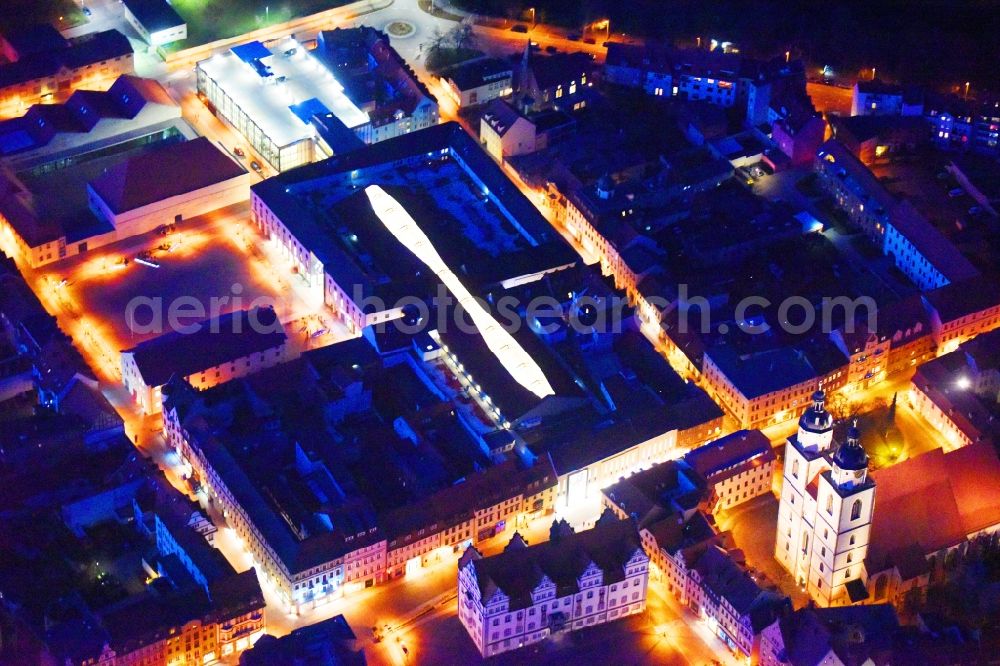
[[458, 0, 1000, 89]]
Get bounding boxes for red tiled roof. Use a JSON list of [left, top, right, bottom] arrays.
[[868, 443, 1000, 573]]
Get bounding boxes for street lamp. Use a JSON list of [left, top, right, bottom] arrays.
[[528, 7, 535, 26], [964, 81, 971, 99], [785, 50, 790, 63]]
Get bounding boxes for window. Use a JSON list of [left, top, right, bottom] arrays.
[[791, 459, 799, 478], [826, 494, 834, 514], [851, 499, 863, 521], [849, 535, 856, 546]]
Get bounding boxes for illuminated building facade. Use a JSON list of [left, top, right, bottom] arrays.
[[0, 29, 133, 117], [121, 307, 291, 414], [458, 512, 649, 658], [161, 337, 559, 615], [775, 392, 875, 607]]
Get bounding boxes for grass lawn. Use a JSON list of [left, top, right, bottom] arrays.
[[167, 0, 354, 48]]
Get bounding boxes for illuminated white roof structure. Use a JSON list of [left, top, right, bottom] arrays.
[[365, 185, 555, 399], [197, 37, 369, 148]]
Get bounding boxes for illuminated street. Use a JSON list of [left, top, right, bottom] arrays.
[[2, 0, 1000, 663], [806, 81, 853, 116]]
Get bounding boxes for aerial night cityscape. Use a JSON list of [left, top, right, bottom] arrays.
[[1, 1, 1000, 665]]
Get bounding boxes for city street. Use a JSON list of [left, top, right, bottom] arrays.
[[806, 81, 853, 117]]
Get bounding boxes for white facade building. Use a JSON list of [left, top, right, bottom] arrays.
[[775, 390, 876, 607], [458, 512, 648, 658]]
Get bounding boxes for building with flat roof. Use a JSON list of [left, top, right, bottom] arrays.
[[197, 32, 437, 172], [121, 306, 292, 414], [197, 37, 369, 171], [0, 29, 134, 117], [457, 511, 649, 657], [122, 0, 187, 46], [702, 344, 846, 429], [250, 122, 576, 335]]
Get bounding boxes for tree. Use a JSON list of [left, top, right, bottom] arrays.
[[448, 20, 477, 51]]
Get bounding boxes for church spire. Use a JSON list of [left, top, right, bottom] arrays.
[[832, 419, 869, 488], [796, 385, 834, 451]]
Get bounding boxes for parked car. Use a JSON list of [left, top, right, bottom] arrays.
[[234, 147, 245, 157], [969, 205, 982, 215], [948, 188, 963, 197], [511, 24, 528, 33], [529, 41, 541, 51], [545, 45, 557, 54], [567, 33, 581, 41], [82, 6, 92, 16], [583, 37, 596, 44], [250, 160, 263, 173]]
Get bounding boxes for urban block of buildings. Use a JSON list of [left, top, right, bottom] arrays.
[[0, 258, 266, 666], [457, 511, 649, 657], [249, 121, 576, 335], [0, 28, 134, 117], [909, 328, 1000, 449], [603, 43, 823, 166], [239, 614, 363, 665], [161, 335, 560, 614], [761, 602, 1000, 665], [603, 442, 790, 663], [196, 29, 437, 171], [815, 139, 978, 291]]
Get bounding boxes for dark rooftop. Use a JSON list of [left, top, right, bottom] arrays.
[[439, 57, 513, 91], [123, 0, 186, 33], [89, 136, 245, 214], [0, 30, 132, 90], [684, 429, 774, 481], [123, 307, 286, 387], [465, 512, 643, 609]]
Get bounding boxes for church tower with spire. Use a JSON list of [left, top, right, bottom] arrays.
[[775, 389, 875, 606]]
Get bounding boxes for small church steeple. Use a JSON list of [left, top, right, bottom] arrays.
[[831, 420, 869, 488], [796, 385, 835, 452]]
